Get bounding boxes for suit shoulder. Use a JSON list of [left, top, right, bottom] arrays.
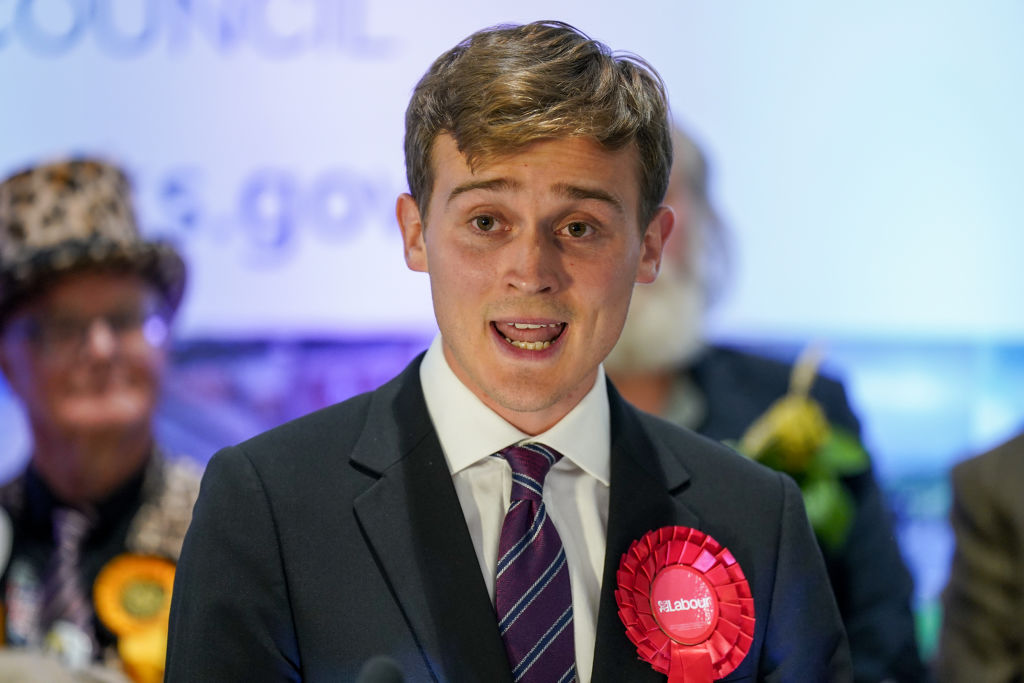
[[233, 356, 424, 463], [954, 431, 1024, 491], [230, 390, 376, 466], [696, 345, 799, 393], [637, 408, 783, 488], [700, 344, 846, 393], [696, 344, 857, 431], [196, 391, 379, 514]]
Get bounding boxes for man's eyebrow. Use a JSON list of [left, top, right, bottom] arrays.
[[447, 177, 521, 205], [551, 182, 625, 215]]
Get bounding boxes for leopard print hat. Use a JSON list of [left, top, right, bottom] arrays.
[[0, 158, 186, 324]]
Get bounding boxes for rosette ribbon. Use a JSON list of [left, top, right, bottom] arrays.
[[93, 554, 176, 683], [615, 526, 755, 682]]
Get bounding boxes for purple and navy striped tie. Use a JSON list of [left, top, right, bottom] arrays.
[[495, 443, 577, 683]]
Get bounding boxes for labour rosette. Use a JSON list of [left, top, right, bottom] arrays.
[[615, 526, 755, 681]]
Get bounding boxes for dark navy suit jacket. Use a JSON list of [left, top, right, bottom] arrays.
[[166, 355, 851, 682]]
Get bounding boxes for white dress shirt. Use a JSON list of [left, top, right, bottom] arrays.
[[419, 336, 611, 683]]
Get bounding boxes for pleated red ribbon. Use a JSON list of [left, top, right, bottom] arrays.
[[615, 526, 755, 681]]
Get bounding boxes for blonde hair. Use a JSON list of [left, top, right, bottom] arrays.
[[404, 21, 672, 225]]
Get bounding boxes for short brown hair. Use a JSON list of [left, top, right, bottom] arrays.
[[404, 21, 672, 225]]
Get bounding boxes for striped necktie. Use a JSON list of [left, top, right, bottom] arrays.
[[40, 507, 96, 651], [494, 443, 576, 683]]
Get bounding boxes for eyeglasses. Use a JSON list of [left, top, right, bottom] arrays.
[[2, 303, 170, 362]]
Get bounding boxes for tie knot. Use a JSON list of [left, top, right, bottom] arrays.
[[52, 507, 93, 548], [499, 443, 562, 502]]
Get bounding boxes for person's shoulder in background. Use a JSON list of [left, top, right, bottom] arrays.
[[688, 344, 860, 439], [951, 430, 1024, 491], [937, 429, 1024, 682]]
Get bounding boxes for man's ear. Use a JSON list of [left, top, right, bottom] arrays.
[[396, 193, 428, 272], [636, 205, 674, 284]]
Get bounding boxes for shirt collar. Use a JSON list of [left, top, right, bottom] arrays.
[[420, 335, 610, 486]]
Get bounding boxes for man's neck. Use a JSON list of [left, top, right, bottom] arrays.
[[439, 342, 599, 436], [29, 423, 153, 507]]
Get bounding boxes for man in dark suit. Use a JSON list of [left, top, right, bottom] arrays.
[[166, 21, 851, 682]]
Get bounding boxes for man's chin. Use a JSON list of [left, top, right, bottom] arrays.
[[486, 375, 564, 415], [55, 400, 153, 436]]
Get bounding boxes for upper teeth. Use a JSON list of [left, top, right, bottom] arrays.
[[508, 322, 554, 329]]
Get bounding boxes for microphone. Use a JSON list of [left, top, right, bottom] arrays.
[[0, 508, 12, 576], [356, 655, 405, 683]]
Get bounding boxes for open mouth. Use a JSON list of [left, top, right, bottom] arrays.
[[493, 321, 566, 351]]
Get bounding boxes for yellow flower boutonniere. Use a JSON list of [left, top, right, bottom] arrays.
[[733, 344, 870, 552], [93, 554, 176, 683]]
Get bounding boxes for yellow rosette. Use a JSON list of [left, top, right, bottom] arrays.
[[93, 554, 176, 683]]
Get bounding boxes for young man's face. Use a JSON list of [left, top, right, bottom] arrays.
[[398, 134, 672, 434]]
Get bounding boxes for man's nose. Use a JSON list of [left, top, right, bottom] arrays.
[[503, 227, 564, 294], [82, 317, 118, 358]]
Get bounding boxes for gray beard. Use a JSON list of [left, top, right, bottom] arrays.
[[604, 258, 705, 375]]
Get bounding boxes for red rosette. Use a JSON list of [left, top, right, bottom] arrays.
[[615, 526, 755, 682]]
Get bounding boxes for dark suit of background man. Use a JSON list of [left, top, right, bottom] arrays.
[[166, 21, 852, 682]]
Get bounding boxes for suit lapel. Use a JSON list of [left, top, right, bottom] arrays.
[[352, 360, 512, 683], [350, 363, 707, 682], [591, 386, 703, 683]]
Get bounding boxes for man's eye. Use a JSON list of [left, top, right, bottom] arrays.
[[564, 221, 591, 238], [471, 215, 497, 231], [44, 318, 84, 343], [107, 310, 146, 333]]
